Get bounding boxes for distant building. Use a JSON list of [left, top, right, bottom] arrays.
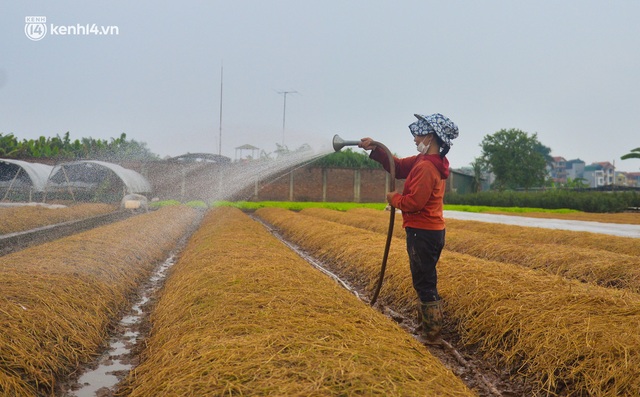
[[235, 144, 261, 161], [552, 159, 620, 188], [582, 162, 617, 188], [593, 162, 615, 186], [583, 165, 604, 188], [456, 166, 493, 192], [627, 172, 640, 187], [548, 156, 567, 184], [615, 171, 630, 187], [565, 159, 586, 181]]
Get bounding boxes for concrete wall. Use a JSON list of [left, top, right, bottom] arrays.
[[123, 161, 405, 203]]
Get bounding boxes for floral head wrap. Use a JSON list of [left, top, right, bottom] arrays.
[[408, 113, 459, 147]]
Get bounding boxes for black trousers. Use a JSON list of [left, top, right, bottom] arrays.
[[406, 227, 446, 303]]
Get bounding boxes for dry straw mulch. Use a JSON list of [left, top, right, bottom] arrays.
[[303, 208, 640, 294], [119, 207, 475, 397], [0, 206, 199, 396], [444, 217, 640, 257], [347, 207, 640, 257], [0, 203, 117, 235], [257, 207, 640, 397]]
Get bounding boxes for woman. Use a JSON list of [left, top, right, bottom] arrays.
[[358, 113, 459, 341]]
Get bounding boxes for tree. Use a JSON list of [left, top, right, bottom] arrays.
[[0, 132, 158, 160], [0, 133, 20, 157], [470, 159, 483, 193], [565, 177, 589, 189], [314, 148, 382, 169], [104, 133, 157, 161], [478, 128, 551, 190], [533, 141, 553, 164], [621, 147, 640, 160]]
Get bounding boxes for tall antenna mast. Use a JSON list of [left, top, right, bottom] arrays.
[[218, 61, 223, 156], [278, 90, 297, 146]]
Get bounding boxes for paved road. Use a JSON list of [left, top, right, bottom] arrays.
[[444, 210, 640, 239]]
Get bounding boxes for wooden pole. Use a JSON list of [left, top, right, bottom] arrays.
[[2, 167, 21, 201], [61, 166, 76, 202]]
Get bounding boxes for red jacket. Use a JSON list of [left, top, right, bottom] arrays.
[[370, 148, 449, 230]]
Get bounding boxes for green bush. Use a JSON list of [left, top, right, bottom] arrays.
[[313, 148, 382, 169], [445, 190, 639, 213]]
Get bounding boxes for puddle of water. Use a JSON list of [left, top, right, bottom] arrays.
[[62, 255, 177, 397]]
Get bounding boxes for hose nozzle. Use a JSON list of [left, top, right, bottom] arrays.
[[332, 134, 360, 152]]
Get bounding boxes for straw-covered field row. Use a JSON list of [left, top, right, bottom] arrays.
[[255, 207, 640, 397], [306, 208, 640, 293], [0, 203, 117, 235], [351, 208, 640, 257], [119, 207, 476, 396], [0, 205, 199, 396]]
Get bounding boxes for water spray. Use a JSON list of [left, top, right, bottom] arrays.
[[332, 135, 395, 306]]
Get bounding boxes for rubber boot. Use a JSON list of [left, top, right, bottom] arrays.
[[419, 300, 443, 341]]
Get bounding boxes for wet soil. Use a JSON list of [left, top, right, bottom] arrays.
[[0, 208, 201, 397], [57, 255, 177, 397], [52, 212, 203, 397]]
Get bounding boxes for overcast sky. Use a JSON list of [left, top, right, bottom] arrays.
[[1, 1, 639, 170]]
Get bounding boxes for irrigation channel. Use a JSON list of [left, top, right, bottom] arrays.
[[60, 253, 182, 397]]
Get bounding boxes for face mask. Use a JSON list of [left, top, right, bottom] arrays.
[[417, 138, 431, 154]]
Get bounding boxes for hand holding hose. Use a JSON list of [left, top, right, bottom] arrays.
[[386, 191, 398, 204], [361, 137, 396, 306], [358, 137, 377, 151], [332, 134, 395, 306]]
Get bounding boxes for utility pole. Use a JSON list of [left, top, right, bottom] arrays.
[[278, 90, 297, 146], [612, 159, 616, 192], [218, 62, 223, 156]]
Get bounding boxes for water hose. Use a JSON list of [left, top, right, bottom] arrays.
[[332, 135, 395, 306]]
